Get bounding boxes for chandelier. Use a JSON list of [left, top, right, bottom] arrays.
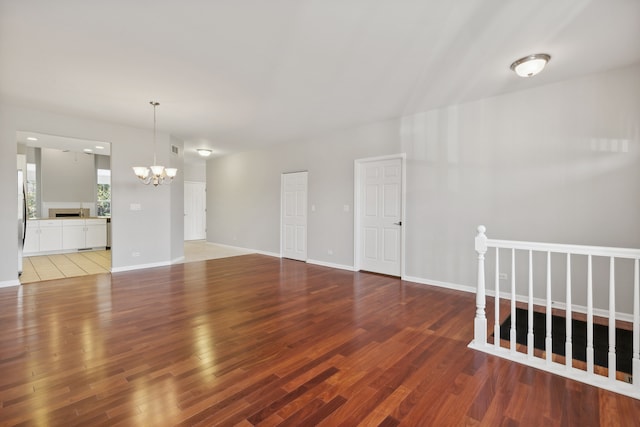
[[132, 101, 178, 186]]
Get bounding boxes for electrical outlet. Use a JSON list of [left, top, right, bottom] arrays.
[[132, 251, 140, 257], [328, 249, 333, 255], [499, 273, 508, 280]]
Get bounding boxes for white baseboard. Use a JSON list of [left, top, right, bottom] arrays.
[[207, 241, 280, 258], [172, 256, 185, 264], [487, 289, 634, 323], [0, 279, 20, 288], [402, 275, 477, 294], [306, 259, 356, 272], [401, 276, 634, 322], [253, 249, 281, 258], [111, 261, 172, 273]]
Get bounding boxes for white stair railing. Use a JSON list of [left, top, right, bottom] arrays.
[[469, 225, 640, 399]]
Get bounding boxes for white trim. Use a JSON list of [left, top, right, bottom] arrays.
[[402, 275, 477, 294], [111, 261, 172, 273], [253, 249, 281, 258], [280, 171, 309, 261], [172, 256, 185, 264], [468, 341, 640, 400], [353, 153, 406, 276], [204, 241, 279, 257], [403, 275, 634, 322], [487, 238, 640, 259], [306, 259, 356, 272], [487, 288, 634, 323], [0, 279, 20, 288]]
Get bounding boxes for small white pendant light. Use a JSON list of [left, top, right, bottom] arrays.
[[510, 53, 551, 78]]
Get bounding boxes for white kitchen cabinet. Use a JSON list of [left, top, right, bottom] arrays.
[[85, 219, 107, 248], [23, 220, 63, 255], [62, 218, 107, 250], [24, 218, 107, 255], [24, 221, 41, 254], [62, 219, 86, 250]]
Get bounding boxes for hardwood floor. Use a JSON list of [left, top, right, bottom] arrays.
[[1, 255, 639, 426]]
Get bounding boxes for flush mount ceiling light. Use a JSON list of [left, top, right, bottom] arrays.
[[132, 101, 178, 186], [197, 149, 212, 157], [510, 53, 551, 77]]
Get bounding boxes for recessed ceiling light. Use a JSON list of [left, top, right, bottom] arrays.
[[27, 137, 38, 141], [83, 148, 93, 153], [95, 145, 105, 150], [197, 149, 212, 157], [510, 53, 551, 78]]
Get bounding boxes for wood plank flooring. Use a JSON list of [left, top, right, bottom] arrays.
[[1, 254, 639, 426]]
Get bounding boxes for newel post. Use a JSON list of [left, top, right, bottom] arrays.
[[474, 225, 488, 346]]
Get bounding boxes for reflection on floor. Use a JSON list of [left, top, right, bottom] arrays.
[[20, 241, 253, 284], [21, 250, 111, 283]]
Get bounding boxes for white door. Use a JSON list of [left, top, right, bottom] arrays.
[[281, 171, 307, 261], [184, 181, 207, 241], [358, 158, 402, 276]]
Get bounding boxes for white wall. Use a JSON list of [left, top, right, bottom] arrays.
[[183, 161, 206, 182], [0, 104, 185, 285], [207, 63, 640, 313], [40, 148, 96, 202], [207, 118, 401, 263]]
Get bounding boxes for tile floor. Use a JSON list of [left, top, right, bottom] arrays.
[[20, 241, 252, 284]]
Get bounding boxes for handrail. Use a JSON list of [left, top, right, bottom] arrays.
[[486, 238, 640, 259], [470, 225, 640, 400]]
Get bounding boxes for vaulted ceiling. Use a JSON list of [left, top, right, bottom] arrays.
[[1, 1, 639, 162]]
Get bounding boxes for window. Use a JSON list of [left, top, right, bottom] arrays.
[[26, 163, 37, 219], [97, 169, 111, 217]]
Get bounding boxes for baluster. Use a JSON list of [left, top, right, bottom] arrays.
[[586, 255, 594, 374], [608, 257, 616, 381], [474, 226, 487, 347], [494, 247, 500, 349], [527, 250, 534, 359], [633, 258, 639, 390], [566, 253, 572, 369], [545, 251, 552, 364], [510, 248, 516, 353]]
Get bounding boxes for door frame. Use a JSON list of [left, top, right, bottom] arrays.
[[280, 170, 308, 260], [353, 153, 406, 276], [184, 180, 207, 241]]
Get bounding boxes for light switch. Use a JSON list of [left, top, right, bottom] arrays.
[[343, 204, 350, 212], [130, 203, 141, 211], [311, 204, 316, 212]]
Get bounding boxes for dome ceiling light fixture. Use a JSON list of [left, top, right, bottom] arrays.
[[197, 149, 212, 157], [510, 53, 551, 78]]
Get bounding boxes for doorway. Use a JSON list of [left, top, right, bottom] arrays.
[[354, 155, 405, 276], [184, 181, 207, 241], [281, 171, 308, 261]]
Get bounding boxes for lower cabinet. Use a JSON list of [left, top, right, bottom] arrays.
[[62, 219, 107, 250], [24, 220, 63, 255], [24, 218, 107, 255]]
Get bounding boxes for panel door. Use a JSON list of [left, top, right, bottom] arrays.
[[184, 181, 207, 241], [281, 171, 308, 261], [359, 158, 402, 276]]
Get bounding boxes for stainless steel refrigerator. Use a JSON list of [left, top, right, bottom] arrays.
[[18, 169, 26, 276]]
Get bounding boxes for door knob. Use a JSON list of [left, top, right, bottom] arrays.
[[394, 221, 402, 226]]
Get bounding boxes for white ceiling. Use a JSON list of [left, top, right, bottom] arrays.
[[1, 1, 639, 163]]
